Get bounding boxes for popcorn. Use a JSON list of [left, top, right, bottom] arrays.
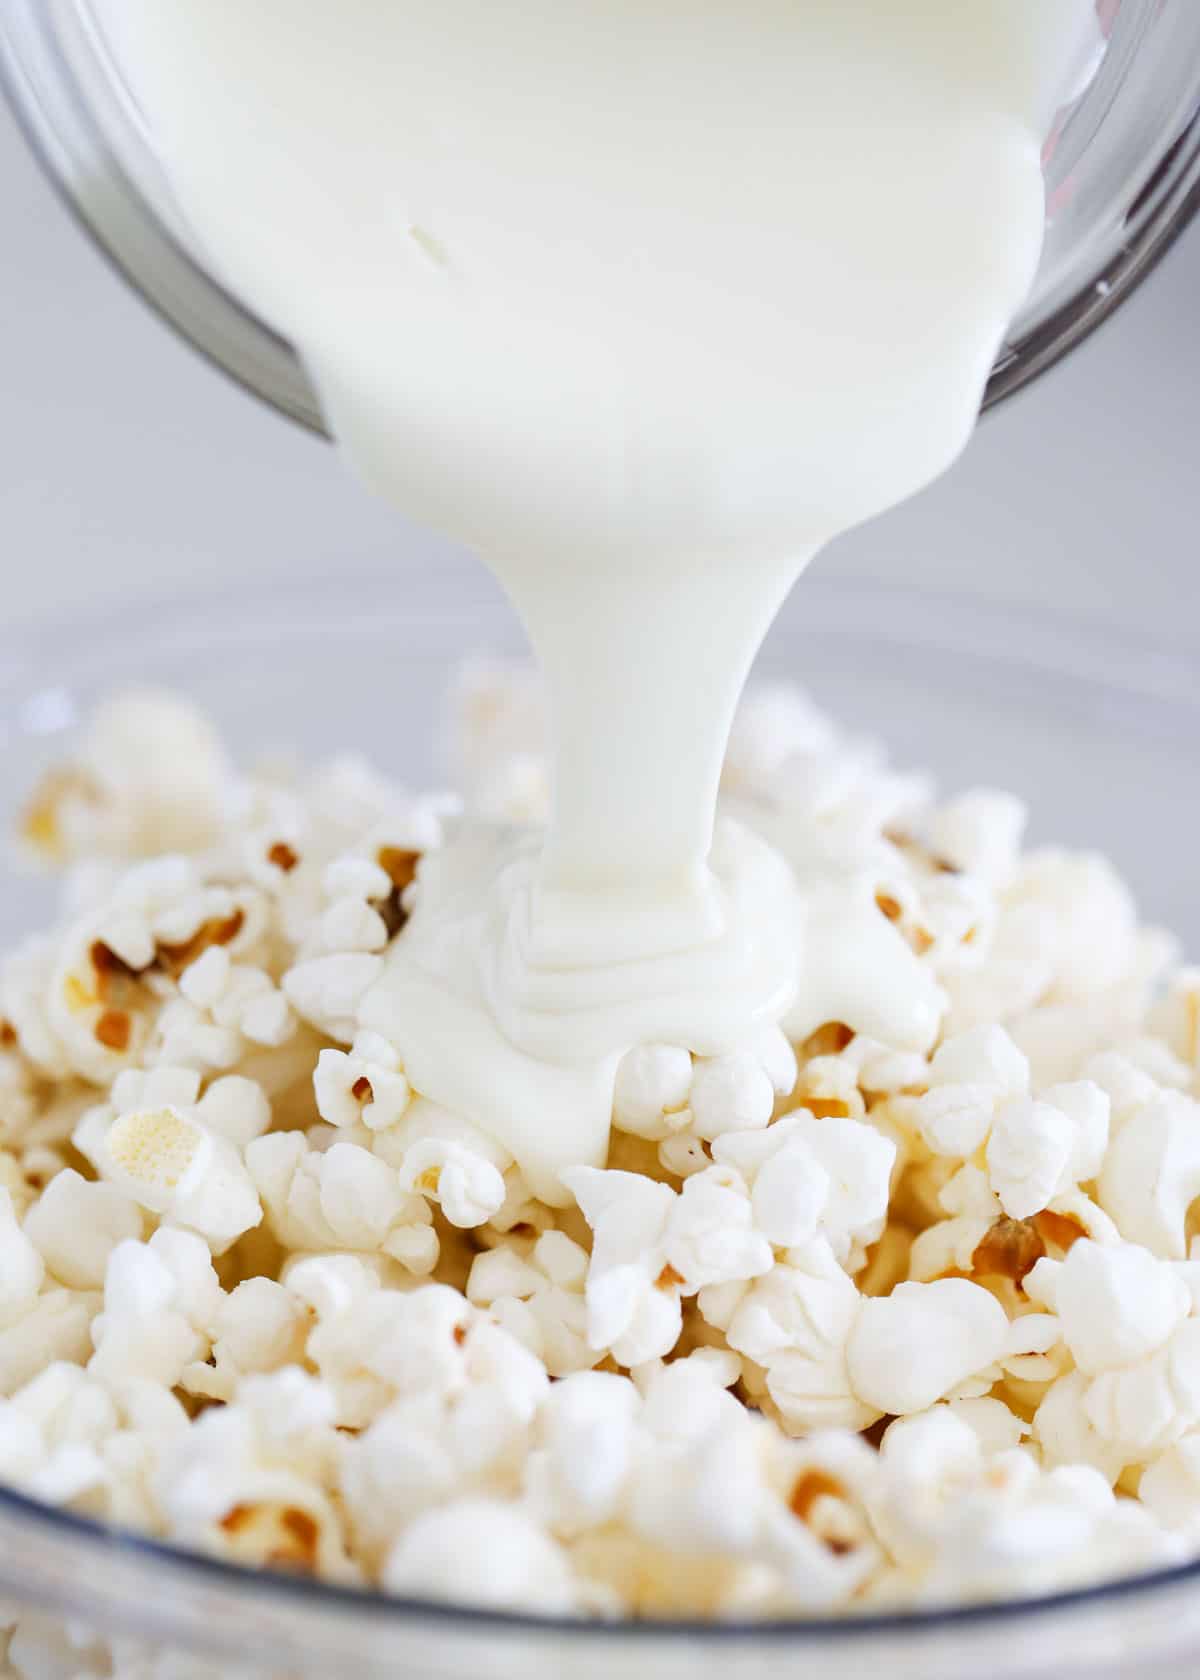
[[561, 1168, 684, 1365], [986, 1105, 1074, 1225], [1081, 1321, 1200, 1463], [1141, 1434, 1200, 1530], [282, 953, 384, 1040], [184, 1277, 308, 1403], [23, 1171, 143, 1290], [612, 1044, 693, 1140], [846, 1279, 1008, 1415], [0, 1189, 45, 1328], [714, 1108, 894, 1263], [313, 1031, 411, 1132], [399, 1138, 506, 1228], [383, 1499, 577, 1613], [319, 896, 390, 955], [88, 1236, 210, 1391], [247, 1133, 437, 1272], [689, 1052, 778, 1141], [0, 1288, 97, 1396], [80, 1095, 262, 1256], [467, 1230, 593, 1376], [926, 790, 1027, 887], [524, 1370, 640, 1534], [1150, 968, 1200, 1073], [178, 949, 297, 1051], [1098, 1092, 1200, 1260], [724, 1241, 873, 1431], [1034, 1240, 1191, 1376], [913, 1024, 1029, 1158], [20, 690, 230, 865], [156, 1368, 354, 1581], [564, 1165, 772, 1367], [1, 679, 1199, 1622]]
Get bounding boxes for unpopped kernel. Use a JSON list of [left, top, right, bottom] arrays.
[[0, 675, 1198, 1619]]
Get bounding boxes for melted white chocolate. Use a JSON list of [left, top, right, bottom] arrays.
[[102, 0, 1099, 1191]]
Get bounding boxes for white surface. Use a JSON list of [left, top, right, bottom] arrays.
[[0, 95, 1197, 653]]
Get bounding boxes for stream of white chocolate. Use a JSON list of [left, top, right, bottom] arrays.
[[102, 0, 1099, 1196]]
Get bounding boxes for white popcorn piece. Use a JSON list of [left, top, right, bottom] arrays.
[[313, 1031, 411, 1132], [750, 1139, 830, 1248], [320, 896, 390, 954], [383, 1498, 577, 1614], [323, 854, 393, 903], [565, 1164, 773, 1368], [847, 1279, 1008, 1416], [282, 952, 384, 1040], [689, 1053, 777, 1141], [178, 946, 231, 1010], [91, 1101, 262, 1255], [1048, 1240, 1191, 1377], [984, 1081, 1109, 1223], [154, 997, 244, 1072], [986, 1099, 1075, 1221], [284, 1252, 382, 1320], [0, 1189, 45, 1329], [1010, 851, 1140, 1001], [399, 1139, 507, 1229], [0, 1288, 97, 1396], [193, 1076, 273, 1148], [339, 1399, 460, 1563], [716, 1109, 894, 1264], [660, 1167, 774, 1293], [1080, 1320, 1200, 1465], [1098, 1092, 1200, 1260], [1140, 1435, 1200, 1530], [22, 1171, 143, 1290], [724, 1241, 872, 1432], [6, 684, 1200, 1621], [912, 1025, 1030, 1159], [179, 948, 297, 1053], [468, 1231, 592, 1377], [724, 683, 836, 791], [157, 1373, 354, 1583], [612, 1044, 693, 1140], [658, 1132, 710, 1179], [628, 1412, 763, 1560], [88, 1233, 217, 1392], [1042, 1080, 1112, 1184], [246, 1132, 435, 1270], [561, 1167, 683, 1367], [525, 1370, 640, 1536], [928, 1023, 1031, 1095], [18, 691, 226, 876], [185, 1277, 308, 1402], [1150, 968, 1200, 1073], [927, 791, 1026, 887]]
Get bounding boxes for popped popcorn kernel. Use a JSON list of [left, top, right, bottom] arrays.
[[107, 1106, 205, 1196], [1, 674, 1197, 1623]]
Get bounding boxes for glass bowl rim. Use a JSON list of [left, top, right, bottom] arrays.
[[5, 1476, 1200, 1648]]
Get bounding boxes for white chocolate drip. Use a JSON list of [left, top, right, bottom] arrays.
[[101, 0, 1100, 1190]]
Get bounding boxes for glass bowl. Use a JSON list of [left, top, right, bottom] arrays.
[[0, 579, 1199, 1680], [1, 1, 1200, 433]]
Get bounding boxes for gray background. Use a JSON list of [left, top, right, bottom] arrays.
[[1, 96, 1197, 646]]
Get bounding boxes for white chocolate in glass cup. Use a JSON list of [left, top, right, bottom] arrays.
[[0, 0, 1197, 432]]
